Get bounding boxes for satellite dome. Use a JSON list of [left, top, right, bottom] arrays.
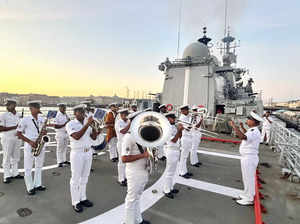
[[182, 42, 209, 60]]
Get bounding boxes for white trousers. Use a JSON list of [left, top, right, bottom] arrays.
[[108, 137, 118, 159], [261, 128, 271, 144], [164, 147, 180, 193], [124, 170, 148, 224], [157, 145, 165, 159], [24, 143, 45, 191], [240, 155, 259, 201], [179, 137, 192, 175], [117, 140, 126, 182], [190, 133, 201, 165], [1, 137, 21, 179], [70, 148, 92, 206], [56, 134, 69, 164]]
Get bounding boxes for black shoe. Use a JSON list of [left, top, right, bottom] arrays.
[[111, 158, 118, 162], [27, 189, 36, 195], [265, 143, 269, 146], [73, 203, 83, 213], [13, 174, 24, 179], [192, 163, 200, 167], [90, 168, 94, 172], [260, 142, 263, 144], [179, 173, 191, 179], [171, 189, 179, 194], [164, 192, 174, 199], [35, 185, 46, 191], [80, 199, 93, 207], [64, 161, 71, 165], [159, 156, 166, 161], [119, 180, 127, 187], [140, 220, 151, 224], [58, 163, 64, 167], [3, 178, 11, 184], [187, 172, 193, 177]]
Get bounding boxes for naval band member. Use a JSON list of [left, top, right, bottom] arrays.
[[115, 108, 130, 186], [230, 111, 263, 206], [157, 104, 167, 161], [66, 104, 99, 213], [0, 99, 23, 183], [121, 111, 151, 224], [190, 105, 203, 167], [163, 112, 183, 199], [260, 111, 273, 145], [54, 103, 70, 167], [17, 101, 47, 195], [105, 103, 118, 162], [178, 104, 193, 178]]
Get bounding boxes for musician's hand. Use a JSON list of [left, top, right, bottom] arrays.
[[229, 120, 236, 127], [41, 130, 47, 136], [29, 140, 37, 149], [143, 150, 150, 158], [239, 122, 244, 128], [87, 116, 94, 125], [177, 123, 184, 132]]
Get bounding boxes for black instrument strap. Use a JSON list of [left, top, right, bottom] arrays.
[[32, 119, 39, 134], [136, 143, 144, 154]]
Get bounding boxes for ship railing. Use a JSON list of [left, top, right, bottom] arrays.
[[271, 122, 300, 180]]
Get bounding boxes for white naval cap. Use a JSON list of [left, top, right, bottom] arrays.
[[118, 108, 129, 114], [131, 104, 137, 107], [179, 104, 189, 110], [81, 100, 92, 104], [5, 98, 17, 105], [57, 103, 67, 106], [191, 105, 198, 110], [73, 104, 86, 111], [158, 104, 166, 109], [165, 111, 176, 118], [109, 102, 117, 107], [247, 111, 264, 122], [128, 111, 143, 120], [28, 100, 42, 107]]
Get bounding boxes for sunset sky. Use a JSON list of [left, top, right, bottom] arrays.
[[0, 0, 299, 102]]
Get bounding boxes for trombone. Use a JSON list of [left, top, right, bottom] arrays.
[[176, 119, 219, 137]]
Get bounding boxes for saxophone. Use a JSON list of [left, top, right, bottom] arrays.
[[32, 118, 50, 157]]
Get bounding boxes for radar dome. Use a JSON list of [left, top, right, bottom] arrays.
[[182, 42, 209, 60]]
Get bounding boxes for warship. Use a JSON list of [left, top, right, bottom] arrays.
[[158, 27, 264, 130], [0, 12, 300, 224]]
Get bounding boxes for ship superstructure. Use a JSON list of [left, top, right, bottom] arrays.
[[159, 27, 263, 120]]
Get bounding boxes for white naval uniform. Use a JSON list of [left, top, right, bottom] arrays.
[[115, 118, 130, 182], [190, 115, 202, 165], [179, 113, 193, 175], [0, 112, 22, 179], [122, 133, 148, 224], [157, 111, 166, 159], [261, 117, 273, 144], [17, 115, 46, 191], [66, 119, 93, 206], [54, 111, 69, 164], [239, 126, 261, 201], [163, 124, 180, 194]]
